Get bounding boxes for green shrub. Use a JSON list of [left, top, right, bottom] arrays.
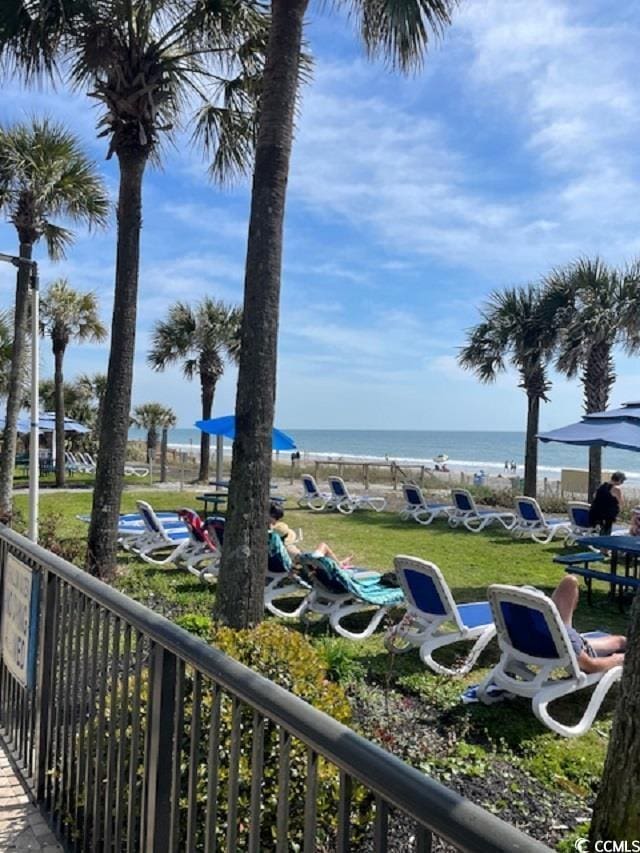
[[521, 733, 606, 795], [314, 637, 366, 683], [74, 621, 361, 850], [38, 511, 87, 564]]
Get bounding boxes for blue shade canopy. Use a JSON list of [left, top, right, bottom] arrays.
[[195, 415, 297, 451], [0, 411, 90, 434], [538, 402, 640, 452]]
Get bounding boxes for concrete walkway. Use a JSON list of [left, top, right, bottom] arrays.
[[0, 742, 61, 851]]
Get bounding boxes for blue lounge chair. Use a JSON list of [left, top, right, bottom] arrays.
[[448, 489, 515, 533], [297, 554, 403, 640], [476, 584, 623, 737], [399, 483, 451, 525], [327, 476, 386, 515], [384, 556, 495, 675], [511, 497, 571, 544]]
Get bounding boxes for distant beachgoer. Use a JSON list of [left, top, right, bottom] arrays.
[[510, 460, 517, 472], [553, 576, 626, 673], [589, 471, 626, 535], [504, 460, 509, 470]]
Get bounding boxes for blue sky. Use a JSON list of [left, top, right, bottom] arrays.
[[2, 0, 640, 431]]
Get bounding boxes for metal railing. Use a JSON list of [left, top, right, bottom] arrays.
[[0, 526, 550, 852]]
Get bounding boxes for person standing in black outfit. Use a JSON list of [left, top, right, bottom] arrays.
[[589, 471, 626, 534]]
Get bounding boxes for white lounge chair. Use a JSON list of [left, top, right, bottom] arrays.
[[297, 475, 335, 512], [297, 554, 404, 640], [327, 476, 386, 515], [384, 556, 496, 676], [399, 483, 451, 525], [448, 489, 515, 533], [476, 584, 623, 737], [511, 497, 571, 544], [565, 501, 625, 545], [124, 461, 150, 477], [127, 500, 191, 565], [174, 509, 222, 578]]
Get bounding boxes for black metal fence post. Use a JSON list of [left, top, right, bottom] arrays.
[[144, 642, 177, 853], [35, 569, 57, 802]]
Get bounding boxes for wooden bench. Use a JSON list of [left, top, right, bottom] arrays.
[[561, 564, 640, 610]]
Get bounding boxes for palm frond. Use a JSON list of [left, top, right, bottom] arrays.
[[41, 222, 74, 260], [350, 0, 457, 72]]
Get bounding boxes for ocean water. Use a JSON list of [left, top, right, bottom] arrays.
[[129, 427, 640, 483]]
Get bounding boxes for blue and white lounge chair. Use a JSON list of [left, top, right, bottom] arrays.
[[384, 556, 496, 675], [565, 501, 625, 545], [297, 554, 403, 640], [327, 476, 386, 515], [476, 584, 623, 737], [127, 500, 191, 565], [76, 508, 183, 550], [448, 489, 515, 533], [511, 497, 571, 544], [399, 483, 451, 525], [297, 475, 335, 512]]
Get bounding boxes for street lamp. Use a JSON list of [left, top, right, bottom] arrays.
[[0, 252, 39, 541]]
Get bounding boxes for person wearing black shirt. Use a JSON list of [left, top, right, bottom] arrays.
[[589, 471, 626, 535]]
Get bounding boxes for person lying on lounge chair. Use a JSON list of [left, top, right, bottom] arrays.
[[552, 575, 626, 673], [268, 504, 353, 566]]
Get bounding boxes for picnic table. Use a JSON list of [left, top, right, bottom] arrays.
[[196, 492, 229, 515], [573, 535, 640, 609]]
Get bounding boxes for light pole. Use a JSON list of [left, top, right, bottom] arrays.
[[0, 252, 39, 541]]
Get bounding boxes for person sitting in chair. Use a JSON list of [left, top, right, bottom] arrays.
[[268, 503, 352, 566], [589, 470, 626, 535], [552, 576, 626, 673]]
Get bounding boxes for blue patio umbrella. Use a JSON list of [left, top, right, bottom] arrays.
[[195, 415, 297, 451], [538, 401, 640, 453]]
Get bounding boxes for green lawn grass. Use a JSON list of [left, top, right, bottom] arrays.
[[13, 492, 628, 844]]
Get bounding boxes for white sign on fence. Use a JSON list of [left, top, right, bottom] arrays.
[[1, 554, 40, 689]]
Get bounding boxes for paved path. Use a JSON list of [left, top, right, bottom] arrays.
[[0, 742, 62, 851]]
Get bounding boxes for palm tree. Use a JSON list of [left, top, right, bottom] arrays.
[[148, 298, 242, 482], [544, 258, 640, 498], [37, 378, 95, 427], [0, 118, 108, 521], [459, 286, 557, 498], [216, 0, 458, 629], [0, 309, 15, 397], [11, 0, 267, 577], [76, 372, 108, 426], [40, 279, 107, 487], [131, 403, 175, 466], [159, 408, 177, 483]]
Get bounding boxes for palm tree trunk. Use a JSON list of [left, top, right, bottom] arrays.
[[215, 0, 308, 628], [87, 152, 147, 578], [53, 342, 66, 488], [590, 594, 640, 843], [524, 393, 540, 497], [0, 240, 33, 522], [198, 377, 216, 482], [146, 427, 158, 463], [160, 427, 168, 483], [583, 343, 613, 500]]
